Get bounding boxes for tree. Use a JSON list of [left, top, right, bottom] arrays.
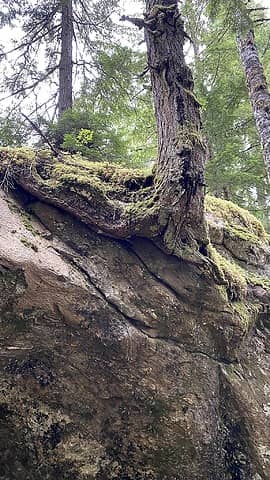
[[59, 0, 73, 115], [0, 115, 30, 146], [180, 0, 270, 226], [0, 0, 208, 259], [206, 0, 270, 182], [0, 0, 119, 119], [123, 0, 208, 256], [46, 45, 157, 165], [237, 29, 270, 181]]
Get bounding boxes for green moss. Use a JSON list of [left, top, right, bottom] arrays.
[[21, 216, 38, 236], [208, 242, 270, 304], [0, 147, 152, 192], [0, 146, 35, 167], [52, 156, 151, 192], [206, 195, 268, 243], [226, 226, 261, 244], [20, 237, 38, 252], [233, 302, 258, 329], [246, 272, 270, 289], [208, 244, 247, 300], [7, 201, 39, 236], [174, 123, 206, 152], [206, 196, 270, 298]]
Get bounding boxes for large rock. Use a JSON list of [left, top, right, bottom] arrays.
[[0, 182, 269, 479]]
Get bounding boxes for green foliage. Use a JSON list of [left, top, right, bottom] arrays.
[[45, 45, 157, 166], [77, 129, 94, 145], [0, 116, 29, 147], [46, 108, 119, 160], [207, 0, 253, 32], [182, 0, 270, 228], [61, 128, 94, 157], [78, 45, 157, 167]]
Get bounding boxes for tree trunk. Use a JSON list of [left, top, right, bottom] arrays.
[[237, 30, 270, 181], [58, 0, 73, 116], [144, 0, 207, 257]]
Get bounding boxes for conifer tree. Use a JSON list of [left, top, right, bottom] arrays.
[[0, 0, 119, 118]]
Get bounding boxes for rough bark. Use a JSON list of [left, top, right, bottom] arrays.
[[144, 0, 207, 255], [238, 29, 270, 181], [0, 4, 269, 479], [58, 0, 73, 116], [122, 1, 208, 257]]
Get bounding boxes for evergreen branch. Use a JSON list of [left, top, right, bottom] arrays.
[[0, 65, 59, 101]]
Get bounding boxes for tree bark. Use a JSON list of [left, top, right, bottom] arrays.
[[58, 0, 73, 116], [144, 0, 207, 256], [238, 30, 270, 181]]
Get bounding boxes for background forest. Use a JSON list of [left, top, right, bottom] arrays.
[[0, 0, 269, 227]]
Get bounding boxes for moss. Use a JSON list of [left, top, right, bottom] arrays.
[[206, 196, 270, 298], [208, 241, 270, 304], [7, 200, 40, 236], [21, 216, 39, 236], [246, 272, 270, 289], [52, 156, 152, 193], [0, 147, 152, 194], [174, 123, 206, 152], [20, 237, 38, 252], [233, 302, 259, 329], [226, 226, 261, 244], [206, 195, 268, 243], [208, 245, 247, 300], [0, 146, 35, 167]]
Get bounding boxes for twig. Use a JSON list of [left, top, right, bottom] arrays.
[[20, 113, 59, 156]]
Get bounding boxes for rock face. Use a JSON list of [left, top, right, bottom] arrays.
[[0, 185, 269, 479]]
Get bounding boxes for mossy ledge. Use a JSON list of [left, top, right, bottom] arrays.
[[0, 147, 161, 239]]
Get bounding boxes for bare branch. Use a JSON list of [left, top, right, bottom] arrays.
[[20, 113, 59, 156], [120, 15, 145, 29]]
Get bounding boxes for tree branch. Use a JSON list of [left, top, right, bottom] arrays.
[[120, 15, 145, 29], [20, 113, 59, 156]]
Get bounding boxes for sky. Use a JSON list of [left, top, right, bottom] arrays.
[[120, 0, 143, 15]]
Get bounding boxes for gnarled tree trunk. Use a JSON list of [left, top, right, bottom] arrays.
[[58, 0, 73, 116], [144, 0, 207, 256], [238, 29, 270, 181]]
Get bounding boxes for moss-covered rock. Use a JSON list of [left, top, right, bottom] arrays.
[[0, 149, 269, 479], [206, 195, 270, 268]]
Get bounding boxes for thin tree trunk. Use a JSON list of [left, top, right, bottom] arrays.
[[238, 30, 270, 181], [144, 0, 207, 256], [58, 0, 73, 116]]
